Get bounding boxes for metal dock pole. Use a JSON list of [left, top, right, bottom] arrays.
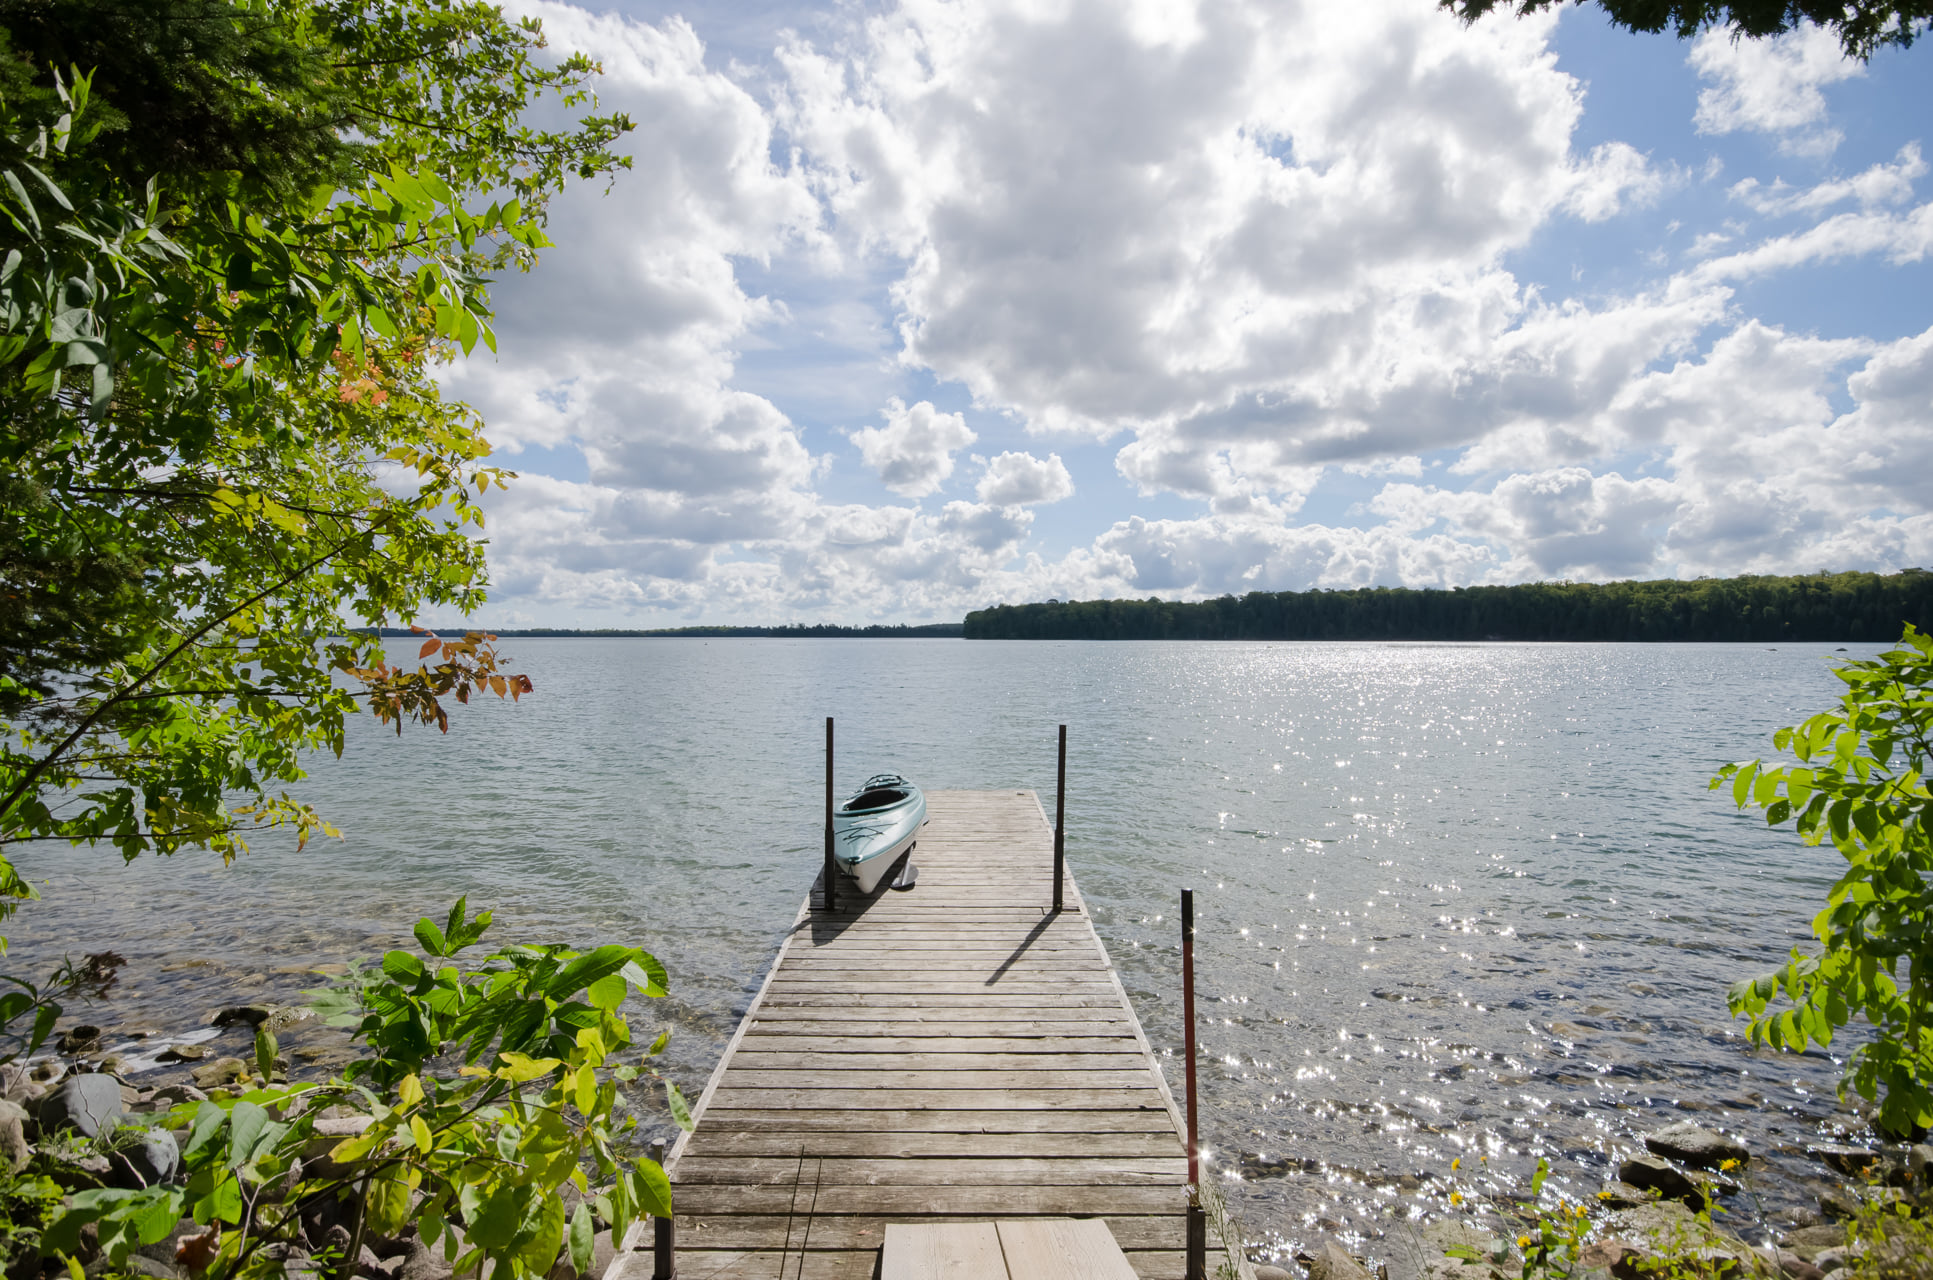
[[1183, 888, 1206, 1280], [650, 1141, 675, 1279], [822, 717, 836, 913], [1053, 724, 1066, 913]]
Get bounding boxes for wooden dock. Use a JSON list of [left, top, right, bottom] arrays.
[[644, 789, 1192, 1279]]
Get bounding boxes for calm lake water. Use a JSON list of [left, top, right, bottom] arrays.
[[8, 638, 1884, 1260]]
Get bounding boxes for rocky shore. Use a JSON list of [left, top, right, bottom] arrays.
[[8, 998, 1927, 1280], [2, 1000, 631, 1280], [1250, 1118, 1933, 1280]]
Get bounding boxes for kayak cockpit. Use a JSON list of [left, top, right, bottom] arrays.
[[845, 786, 908, 811], [842, 774, 916, 813]]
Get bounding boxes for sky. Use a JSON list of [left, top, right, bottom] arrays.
[[433, 0, 1933, 626]]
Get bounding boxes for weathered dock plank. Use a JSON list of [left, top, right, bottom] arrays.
[[626, 789, 1189, 1280]]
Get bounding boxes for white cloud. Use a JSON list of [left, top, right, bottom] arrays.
[[976, 451, 1075, 505], [1564, 142, 1669, 222], [1689, 22, 1862, 156], [777, 0, 1703, 510], [1689, 202, 1933, 282], [849, 398, 977, 496], [404, 0, 1932, 625], [442, 1, 824, 600], [1729, 143, 1927, 216], [1374, 469, 1682, 579]]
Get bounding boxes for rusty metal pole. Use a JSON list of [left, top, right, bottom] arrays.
[[1053, 725, 1066, 913], [651, 1140, 675, 1279], [823, 717, 836, 914], [1183, 888, 1206, 1280]]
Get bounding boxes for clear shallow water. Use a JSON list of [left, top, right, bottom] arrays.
[[8, 639, 1883, 1262]]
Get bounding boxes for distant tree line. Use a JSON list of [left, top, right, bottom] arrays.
[[963, 571, 1933, 642], [366, 623, 965, 638]]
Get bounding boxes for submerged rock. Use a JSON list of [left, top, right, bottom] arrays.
[[1306, 1241, 1374, 1280], [1807, 1144, 1879, 1177], [210, 1004, 275, 1028], [1757, 1247, 1825, 1280], [1910, 1144, 1933, 1186], [57, 1024, 105, 1055], [189, 1057, 250, 1090], [1617, 1156, 1710, 1211], [1782, 1224, 1848, 1257], [1643, 1121, 1750, 1170], [1594, 1182, 1654, 1210]]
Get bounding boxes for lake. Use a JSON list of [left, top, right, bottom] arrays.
[[7, 637, 1879, 1257]]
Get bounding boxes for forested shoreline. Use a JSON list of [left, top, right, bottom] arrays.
[[366, 623, 966, 638], [962, 571, 1933, 641]]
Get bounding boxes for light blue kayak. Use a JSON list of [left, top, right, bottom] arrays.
[[833, 774, 927, 892]]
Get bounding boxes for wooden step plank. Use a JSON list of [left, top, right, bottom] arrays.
[[758, 993, 1127, 1008], [647, 1249, 876, 1280], [681, 1131, 1184, 1158], [749, 1011, 1134, 1027], [881, 1222, 1006, 1280], [720, 1069, 1160, 1090], [736, 1035, 1146, 1053], [676, 1156, 1187, 1186], [782, 957, 1111, 971], [757, 994, 1120, 1006], [729, 1052, 1146, 1072], [997, 1219, 1140, 1280], [665, 1214, 1185, 1250], [692, 1109, 1180, 1134], [674, 1185, 1187, 1216], [706, 1087, 1170, 1111]]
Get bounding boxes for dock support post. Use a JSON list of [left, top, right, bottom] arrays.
[[1053, 724, 1066, 913], [822, 717, 835, 914], [1183, 888, 1206, 1280], [650, 1141, 675, 1279]]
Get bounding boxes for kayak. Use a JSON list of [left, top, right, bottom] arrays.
[[833, 774, 927, 893]]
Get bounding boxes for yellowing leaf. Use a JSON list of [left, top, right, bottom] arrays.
[[410, 1115, 434, 1154], [574, 1063, 596, 1115], [496, 1052, 563, 1084], [398, 1074, 425, 1109], [330, 1133, 380, 1163]]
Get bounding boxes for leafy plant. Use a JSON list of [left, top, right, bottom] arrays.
[[1714, 625, 1933, 1135], [0, 1166, 63, 1275], [1440, 0, 1929, 62], [43, 901, 690, 1280], [1, 949, 126, 1065], [0, 0, 635, 939]]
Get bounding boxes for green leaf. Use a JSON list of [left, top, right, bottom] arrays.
[[226, 1101, 269, 1170], [621, 954, 669, 998], [184, 1102, 227, 1159], [568, 1203, 594, 1275], [665, 1079, 693, 1132], [465, 1184, 534, 1251], [194, 1173, 243, 1225], [255, 1026, 279, 1081], [383, 949, 426, 982], [633, 1158, 673, 1219], [586, 972, 626, 1011], [415, 916, 450, 956], [521, 1192, 566, 1273], [366, 1166, 417, 1238]]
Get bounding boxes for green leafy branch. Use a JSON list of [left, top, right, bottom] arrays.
[[1714, 624, 1933, 1134]]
